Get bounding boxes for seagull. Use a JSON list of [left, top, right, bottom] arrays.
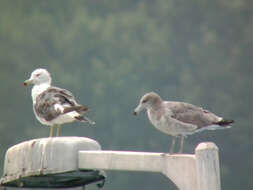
[[134, 92, 234, 154], [24, 68, 95, 137]]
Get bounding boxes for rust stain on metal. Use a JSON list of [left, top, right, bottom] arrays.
[[18, 175, 24, 187], [31, 141, 36, 147]]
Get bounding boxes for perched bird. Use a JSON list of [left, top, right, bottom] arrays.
[[24, 68, 95, 137], [134, 92, 234, 154]]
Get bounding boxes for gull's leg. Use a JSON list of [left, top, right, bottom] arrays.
[[56, 125, 62, 137], [178, 135, 184, 153], [170, 136, 177, 154], [49, 125, 54, 137]]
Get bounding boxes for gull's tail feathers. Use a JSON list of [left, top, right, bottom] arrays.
[[196, 119, 234, 133]]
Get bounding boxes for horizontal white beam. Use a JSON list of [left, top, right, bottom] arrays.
[[78, 150, 197, 190], [78, 142, 220, 190], [80, 151, 166, 172]]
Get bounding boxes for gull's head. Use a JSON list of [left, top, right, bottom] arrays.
[[23, 68, 52, 86], [134, 92, 162, 115]]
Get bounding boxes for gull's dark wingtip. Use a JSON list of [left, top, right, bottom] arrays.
[[214, 119, 235, 126], [75, 115, 96, 125]]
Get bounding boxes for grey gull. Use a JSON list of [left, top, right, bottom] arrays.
[[134, 92, 234, 154], [24, 68, 95, 137]]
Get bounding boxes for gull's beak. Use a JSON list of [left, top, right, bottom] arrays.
[[23, 79, 32, 87], [133, 104, 143, 116]]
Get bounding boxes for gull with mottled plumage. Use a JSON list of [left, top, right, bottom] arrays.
[[134, 92, 234, 154], [24, 68, 95, 137]]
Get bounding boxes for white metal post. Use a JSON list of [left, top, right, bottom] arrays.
[[1, 139, 221, 190], [195, 142, 221, 190]]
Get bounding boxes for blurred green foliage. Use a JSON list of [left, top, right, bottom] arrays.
[[0, 0, 252, 189]]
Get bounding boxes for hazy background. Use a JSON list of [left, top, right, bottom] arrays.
[[0, 0, 252, 189]]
